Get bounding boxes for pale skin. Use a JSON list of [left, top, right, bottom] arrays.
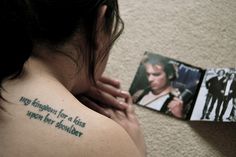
[[79, 76, 146, 156], [0, 5, 146, 157]]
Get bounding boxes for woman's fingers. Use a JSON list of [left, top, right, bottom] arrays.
[[86, 87, 128, 110], [96, 81, 122, 98], [99, 76, 120, 89], [121, 91, 132, 104], [121, 91, 135, 114], [82, 76, 133, 111]]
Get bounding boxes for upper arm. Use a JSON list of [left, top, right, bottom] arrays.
[[106, 128, 143, 157], [82, 118, 143, 157]]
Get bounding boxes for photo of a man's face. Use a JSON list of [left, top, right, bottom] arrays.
[[129, 52, 203, 120], [145, 64, 169, 95]]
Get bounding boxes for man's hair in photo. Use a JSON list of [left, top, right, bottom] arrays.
[[142, 52, 177, 81], [217, 69, 225, 75]]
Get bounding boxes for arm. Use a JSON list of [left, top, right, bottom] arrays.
[[82, 116, 145, 157], [205, 77, 213, 89]]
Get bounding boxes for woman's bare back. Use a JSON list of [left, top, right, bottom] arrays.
[[0, 68, 141, 157]]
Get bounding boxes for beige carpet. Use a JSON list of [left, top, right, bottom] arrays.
[[104, 0, 236, 157]]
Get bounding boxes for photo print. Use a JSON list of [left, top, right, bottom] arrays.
[[129, 52, 204, 120]]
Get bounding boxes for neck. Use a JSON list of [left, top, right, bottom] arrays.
[[26, 47, 90, 95], [151, 86, 172, 97]]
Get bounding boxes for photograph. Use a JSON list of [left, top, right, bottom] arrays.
[[191, 68, 236, 122], [130, 52, 204, 119]]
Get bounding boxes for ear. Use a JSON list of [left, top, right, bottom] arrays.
[[96, 5, 109, 51], [98, 5, 107, 18], [97, 5, 108, 30]]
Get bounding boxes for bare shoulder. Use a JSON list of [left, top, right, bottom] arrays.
[[0, 99, 141, 157], [80, 113, 142, 157], [59, 96, 142, 157], [0, 81, 141, 157]]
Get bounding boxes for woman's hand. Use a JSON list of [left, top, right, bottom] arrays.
[[78, 76, 128, 112], [77, 76, 146, 156], [80, 90, 146, 157]]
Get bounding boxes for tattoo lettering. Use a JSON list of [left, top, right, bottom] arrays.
[[19, 96, 86, 138], [26, 111, 44, 121]]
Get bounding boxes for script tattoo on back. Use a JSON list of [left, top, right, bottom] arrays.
[[19, 96, 86, 138]]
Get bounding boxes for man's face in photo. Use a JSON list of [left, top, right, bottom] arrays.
[[145, 63, 169, 95], [218, 70, 224, 77], [230, 73, 235, 80]]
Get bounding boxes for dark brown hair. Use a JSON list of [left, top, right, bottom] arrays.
[[0, 0, 124, 101]]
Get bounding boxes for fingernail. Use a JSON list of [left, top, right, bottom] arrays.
[[114, 80, 121, 88], [120, 90, 128, 95], [119, 101, 128, 108], [114, 79, 120, 83]]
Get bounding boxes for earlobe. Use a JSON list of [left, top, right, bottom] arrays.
[[98, 5, 108, 20], [96, 5, 108, 35], [94, 4, 110, 67], [96, 5, 109, 46]]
